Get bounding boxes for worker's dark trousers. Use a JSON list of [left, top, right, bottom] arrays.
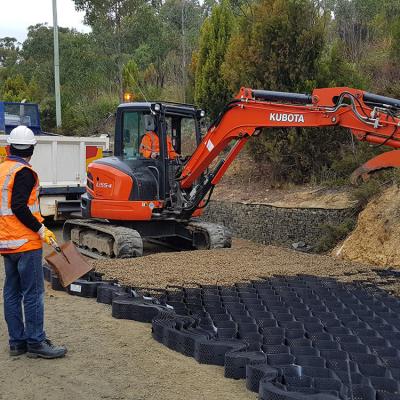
[[2, 248, 45, 346]]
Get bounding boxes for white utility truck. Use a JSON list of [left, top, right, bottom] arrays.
[[0, 101, 110, 219]]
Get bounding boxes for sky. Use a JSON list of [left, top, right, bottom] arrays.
[[0, 0, 91, 43]]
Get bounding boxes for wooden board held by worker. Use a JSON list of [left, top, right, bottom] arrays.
[[45, 241, 93, 287]]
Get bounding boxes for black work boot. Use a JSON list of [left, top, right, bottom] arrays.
[[27, 339, 67, 359], [9, 343, 27, 356]]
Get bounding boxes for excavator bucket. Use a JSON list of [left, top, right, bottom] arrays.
[[350, 150, 400, 185]]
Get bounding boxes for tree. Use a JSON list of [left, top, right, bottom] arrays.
[[194, 0, 234, 119], [221, 0, 333, 183], [74, 0, 154, 100], [0, 37, 19, 68]]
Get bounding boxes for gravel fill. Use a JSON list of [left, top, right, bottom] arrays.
[[92, 239, 400, 292]]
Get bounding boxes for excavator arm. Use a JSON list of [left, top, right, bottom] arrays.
[[178, 87, 400, 214]]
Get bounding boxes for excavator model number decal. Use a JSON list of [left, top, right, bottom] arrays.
[[269, 113, 305, 123], [96, 182, 112, 189]]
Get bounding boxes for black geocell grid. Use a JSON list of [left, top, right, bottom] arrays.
[[43, 264, 400, 400], [152, 275, 400, 400]]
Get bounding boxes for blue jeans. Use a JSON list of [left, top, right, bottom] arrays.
[[3, 248, 45, 346]]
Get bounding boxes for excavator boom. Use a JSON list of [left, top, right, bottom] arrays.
[[179, 87, 400, 211]]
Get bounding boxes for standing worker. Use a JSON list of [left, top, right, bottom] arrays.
[[0, 126, 67, 359]]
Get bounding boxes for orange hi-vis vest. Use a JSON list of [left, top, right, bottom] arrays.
[[139, 131, 178, 159], [0, 158, 44, 253]]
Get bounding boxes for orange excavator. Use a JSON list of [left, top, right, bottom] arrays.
[[63, 87, 400, 258]]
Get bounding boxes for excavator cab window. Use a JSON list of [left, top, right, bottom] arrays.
[[180, 117, 198, 158], [121, 110, 147, 159]]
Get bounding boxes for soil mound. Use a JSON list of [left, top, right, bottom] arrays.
[[93, 239, 368, 289], [336, 185, 400, 266]]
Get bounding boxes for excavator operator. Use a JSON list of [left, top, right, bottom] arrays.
[[139, 126, 178, 159]]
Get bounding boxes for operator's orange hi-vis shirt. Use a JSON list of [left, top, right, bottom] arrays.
[[140, 131, 178, 159]]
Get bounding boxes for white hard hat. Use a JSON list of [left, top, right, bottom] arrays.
[[7, 125, 37, 148]]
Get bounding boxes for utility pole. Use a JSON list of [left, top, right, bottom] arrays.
[[52, 0, 62, 128], [181, 0, 186, 103]]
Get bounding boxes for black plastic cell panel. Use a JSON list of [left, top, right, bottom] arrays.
[[232, 316, 255, 325], [285, 329, 305, 339], [245, 303, 265, 312], [263, 336, 285, 346], [276, 314, 296, 323], [290, 310, 313, 319], [295, 355, 325, 368], [361, 337, 388, 348], [194, 339, 245, 366], [304, 323, 324, 333], [335, 371, 369, 386], [313, 312, 338, 321], [262, 327, 284, 336], [257, 318, 278, 328], [370, 377, 399, 393], [224, 302, 246, 312], [344, 321, 369, 329], [307, 332, 333, 341], [288, 338, 312, 347], [241, 297, 266, 311], [240, 332, 263, 343], [334, 334, 360, 344], [206, 307, 227, 315], [377, 393, 400, 400], [341, 343, 370, 353], [221, 294, 240, 302], [350, 353, 380, 365], [326, 359, 357, 372], [262, 344, 290, 354], [374, 347, 400, 358], [245, 363, 278, 393], [224, 350, 266, 379], [267, 301, 287, 309], [267, 353, 295, 367], [358, 364, 390, 378], [349, 384, 376, 400], [282, 322, 304, 331], [320, 350, 349, 360], [382, 357, 400, 368], [252, 310, 274, 319], [283, 375, 313, 388], [211, 313, 231, 322], [313, 377, 343, 393], [290, 346, 320, 357], [214, 319, 235, 328], [385, 332, 400, 341]]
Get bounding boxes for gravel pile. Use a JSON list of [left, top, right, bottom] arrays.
[[91, 239, 400, 292]]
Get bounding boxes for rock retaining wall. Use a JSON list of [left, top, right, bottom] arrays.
[[202, 200, 357, 249]]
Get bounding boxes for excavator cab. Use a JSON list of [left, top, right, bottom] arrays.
[[80, 102, 204, 221]]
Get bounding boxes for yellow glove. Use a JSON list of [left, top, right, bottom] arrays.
[[38, 225, 57, 245]]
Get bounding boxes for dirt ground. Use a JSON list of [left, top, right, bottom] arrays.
[[0, 232, 255, 400], [213, 153, 356, 209], [336, 185, 400, 268]]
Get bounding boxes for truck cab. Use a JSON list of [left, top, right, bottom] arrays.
[[0, 102, 41, 134], [0, 101, 109, 219]]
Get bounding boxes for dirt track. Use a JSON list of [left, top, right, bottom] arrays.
[[0, 256, 255, 400]]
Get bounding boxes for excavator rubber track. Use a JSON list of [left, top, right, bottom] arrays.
[[63, 219, 143, 259], [187, 220, 232, 250]]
